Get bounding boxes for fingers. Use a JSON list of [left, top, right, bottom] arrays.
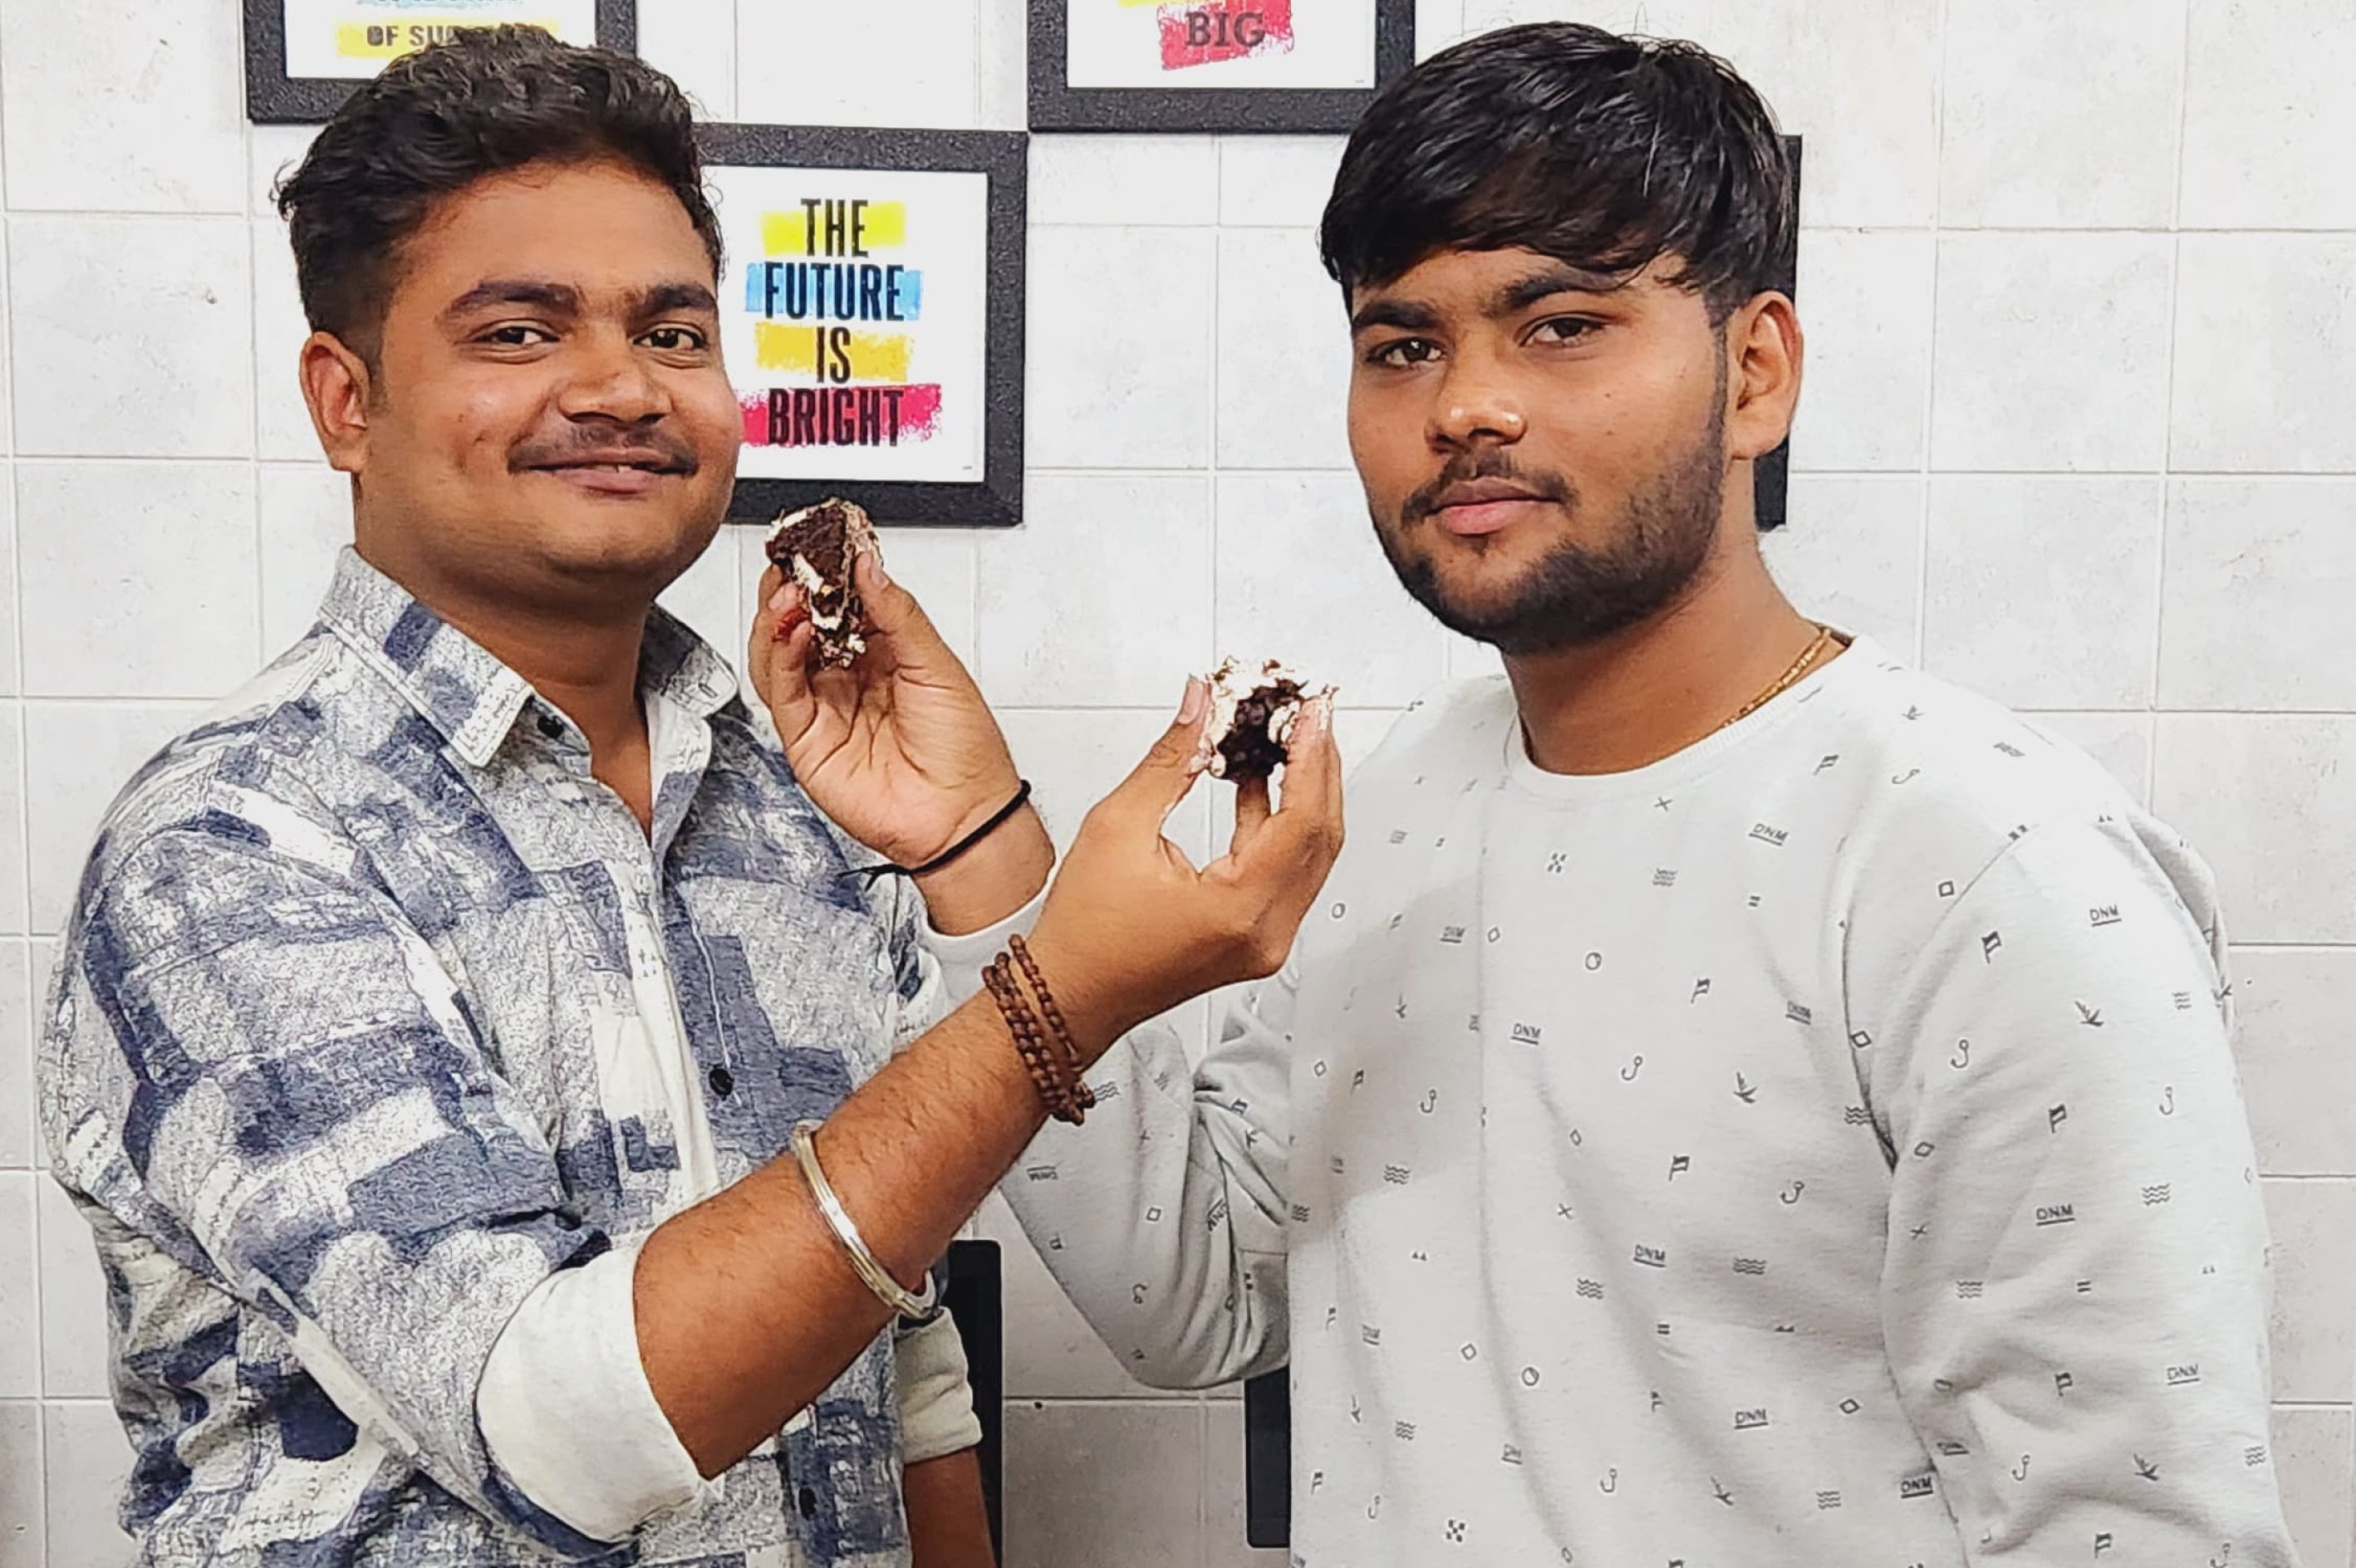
[[850, 547, 960, 684], [1092, 677, 1213, 836], [1235, 693, 1344, 873], [756, 587, 821, 742], [1301, 693, 1344, 824], [747, 567, 799, 642], [1230, 775, 1273, 854]]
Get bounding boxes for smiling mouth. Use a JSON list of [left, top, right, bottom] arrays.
[[534, 460, 689, 474], [523, 458, 695, 498]]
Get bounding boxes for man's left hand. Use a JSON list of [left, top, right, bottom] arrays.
[[749, 549, 1051, 931]]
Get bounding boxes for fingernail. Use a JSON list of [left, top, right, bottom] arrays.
[[869, 556, 893, 591], [768, 584, 793, 614], [1300, 693, 1335, 741], [1179, 676, 1207, 726]]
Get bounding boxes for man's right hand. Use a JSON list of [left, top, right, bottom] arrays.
[[1023, 678, 1346, 1051]]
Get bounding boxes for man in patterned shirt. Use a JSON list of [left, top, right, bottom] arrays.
[[38, 27, 1342, 1566], [989, 22, 2303, 1567]]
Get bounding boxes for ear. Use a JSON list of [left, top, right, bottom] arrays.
[[1725, 293, 1804, 463], [298, 331, 376, 476]]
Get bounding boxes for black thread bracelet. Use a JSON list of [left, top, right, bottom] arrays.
[[839, 779, 1034, 886]]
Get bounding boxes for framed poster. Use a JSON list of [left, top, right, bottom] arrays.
[[1029, 0, 1416, 133], [701, 125, 1028, 529], [244, 0, 636, 123]]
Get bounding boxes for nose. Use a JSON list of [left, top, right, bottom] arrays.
[[1428, 357, 1528, 449], [557, 327, 671, 426]]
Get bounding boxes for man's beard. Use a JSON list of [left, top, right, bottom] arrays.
[[1374, 394, 1729, 659]]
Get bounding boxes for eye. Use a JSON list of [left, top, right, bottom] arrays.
[[643, 325, 709, 351], [1529, 316, 1600, 346], [1366, 337, 1441, 368], [480, 324, 555, 347]]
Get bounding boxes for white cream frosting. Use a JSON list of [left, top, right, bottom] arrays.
[[1201, 656, 1331, 778], [767, 500, 876, 649]]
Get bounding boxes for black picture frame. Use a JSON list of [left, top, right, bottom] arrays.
[[1243, 1370, 1291, 1549], [243, 1, 637, 123], [1028, 0, 1416, 133], [699, 124, 1028, 530], [940, 1240, 1004, 1561]]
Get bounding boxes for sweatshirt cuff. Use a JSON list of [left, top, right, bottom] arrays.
[[922, 884, 1047, 1007], [895, 1311, 985, 1465]]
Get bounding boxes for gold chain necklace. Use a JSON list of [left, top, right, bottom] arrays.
[[1720, 623, 1841, 731]]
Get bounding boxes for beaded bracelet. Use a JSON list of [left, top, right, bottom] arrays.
[[984, 943, 1095, 1125]]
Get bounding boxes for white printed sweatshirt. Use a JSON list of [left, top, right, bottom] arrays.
[[950, 638, 2297, 1568]]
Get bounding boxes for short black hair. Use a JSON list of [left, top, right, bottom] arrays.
[[1319, 22, 1794, 322], [274, 25, 721, 360]]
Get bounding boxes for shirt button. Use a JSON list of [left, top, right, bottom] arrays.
[[536, 713, 567, 741], [798, 1485, 818, 1519], [709, 1065, 735, 1098]]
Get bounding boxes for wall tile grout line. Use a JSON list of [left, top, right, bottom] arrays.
[[247, 114, 268, 673], [0, 0, 42, 1528], [1912, 0, 1953, 675], [2144, 0, 2198, 808], [23, 698, 2356, 718], [1023, 465, 2356, 482]]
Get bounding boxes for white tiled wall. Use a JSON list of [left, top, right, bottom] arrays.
[[2, 1, 2352, 1565]]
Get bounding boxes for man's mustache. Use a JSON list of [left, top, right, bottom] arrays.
[[509, 429, 700, 474], [1401, 453, 1573, 525]]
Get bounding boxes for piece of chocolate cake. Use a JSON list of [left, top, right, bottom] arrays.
[[765, 497, 878, 668], [1204, 657, 1331, 782]]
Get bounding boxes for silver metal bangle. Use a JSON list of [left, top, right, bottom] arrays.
[[790, 1119, 934, 1321]]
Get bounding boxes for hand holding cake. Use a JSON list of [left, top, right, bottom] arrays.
[[749, 498, 1048, 929], [1023, 667, 1344, 1046]]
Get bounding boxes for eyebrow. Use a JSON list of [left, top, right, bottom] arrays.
[[1350, 262, 1629, 336], [1349, 296, 1442, 335], [637, 281, 720, 317], [440, 278, 581, 322], [1489, 262, 1628, 316], [439, 278, 719, 324]]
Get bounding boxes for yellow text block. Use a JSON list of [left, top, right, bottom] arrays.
[[335, 19, 562, 59], [753, 324, 915, 382], [759, 202, 908, 259]]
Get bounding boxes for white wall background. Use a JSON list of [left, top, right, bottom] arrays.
[[2, 0, 2354, 1564]]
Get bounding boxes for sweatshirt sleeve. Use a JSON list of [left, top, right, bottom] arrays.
[[927, 892, 1294, 1389], [1858, 817, 2295, 1566]]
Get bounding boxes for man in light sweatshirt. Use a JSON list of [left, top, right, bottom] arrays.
[[987, 22, 2298, 1566]]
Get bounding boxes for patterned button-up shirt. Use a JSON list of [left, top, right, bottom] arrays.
[[40, 548, 952, 1566]]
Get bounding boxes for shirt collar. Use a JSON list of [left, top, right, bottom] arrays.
[[319, 546, 742, 770], [638, 597, 742, 727]]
